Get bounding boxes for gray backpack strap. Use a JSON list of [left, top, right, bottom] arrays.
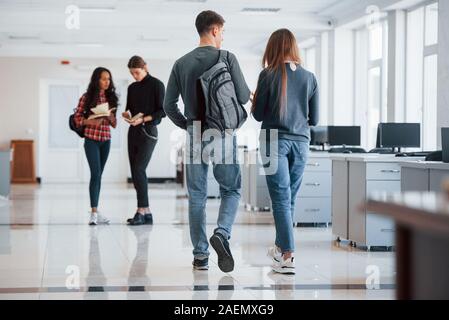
[[218, 50, 229, 68]]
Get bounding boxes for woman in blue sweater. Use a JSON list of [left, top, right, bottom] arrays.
[[252, 29, 319, 275]]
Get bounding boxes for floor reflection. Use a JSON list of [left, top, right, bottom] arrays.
[[127, 225, 152, 300]]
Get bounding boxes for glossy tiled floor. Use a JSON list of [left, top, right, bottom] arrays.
[[0, 183, 396, 300]]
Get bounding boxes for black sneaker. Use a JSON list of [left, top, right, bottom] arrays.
[[127, 213, 153, 225], [192, 258, 209, 271], [127, 213, 146, 226], [210, 233, 234, 273]]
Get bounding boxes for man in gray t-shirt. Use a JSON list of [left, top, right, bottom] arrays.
[[163, 10, 250, 273]]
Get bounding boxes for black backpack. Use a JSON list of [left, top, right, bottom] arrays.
[[199, 50, 247, 132], [69, 99, 89, 138]]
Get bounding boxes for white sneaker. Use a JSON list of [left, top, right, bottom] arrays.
[[89, 212, 110, 226], [272, 257, 296, 275], [267, 246, 282, 263]]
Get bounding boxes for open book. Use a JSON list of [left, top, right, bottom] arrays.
[[87, 103, 117, 120], [122, 111, 144, 123]]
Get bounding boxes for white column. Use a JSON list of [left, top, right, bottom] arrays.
[[328, 30, 336, 125], [387, 10, 406, 123], [319, 32, 330, 126], [330, 27, 355, 126], [437, 0, 449, 147]]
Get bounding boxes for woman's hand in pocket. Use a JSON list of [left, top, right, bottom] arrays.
[[130, 117, 144, 127]]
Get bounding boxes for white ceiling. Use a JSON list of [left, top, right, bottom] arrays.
[[0, 0, 378, 59]]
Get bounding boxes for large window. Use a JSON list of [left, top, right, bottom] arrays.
[[303, 46, 316, 74], [355, 20, 388, 149], [406, 2, 438, 150]]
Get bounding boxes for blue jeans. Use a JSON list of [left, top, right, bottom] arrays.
[[261, 138, 309, 253], [186, 126, 241, 260], [84, 138, 111, 208]]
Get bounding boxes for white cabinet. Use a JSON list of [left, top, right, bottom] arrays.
[[348, 160, 400, 249], [294, 156, 332, 224]]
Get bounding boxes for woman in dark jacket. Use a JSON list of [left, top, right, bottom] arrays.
[[124, 56, 166, 225]]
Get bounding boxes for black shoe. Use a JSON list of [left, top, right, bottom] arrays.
[[127, 212, 146, 226], [192, 258, 209, 271], [127, 213, 153, 225], [210, 233, 234, 273]]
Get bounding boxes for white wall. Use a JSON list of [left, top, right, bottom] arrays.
[[0, 56, 262, 180]]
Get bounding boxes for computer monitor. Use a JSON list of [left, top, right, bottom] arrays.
[[442, 128, 449, 163], [310, 126, 329, 146], [377, 123, 421, 152], [328, 126, 361, 147]]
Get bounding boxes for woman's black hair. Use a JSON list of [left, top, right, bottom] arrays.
[[84, 67, 119, 112]]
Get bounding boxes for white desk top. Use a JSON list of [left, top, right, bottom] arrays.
[[400, 161, 449, 170], [345, 155, 426, 163]]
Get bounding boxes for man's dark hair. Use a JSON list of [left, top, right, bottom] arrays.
[[195, 10, 225, 36]]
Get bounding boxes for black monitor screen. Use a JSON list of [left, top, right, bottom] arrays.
[[442, 128, 449, 163], [328, 126, 361, 146], [310, 127, 328, 146], [379, 123, 421, 148]]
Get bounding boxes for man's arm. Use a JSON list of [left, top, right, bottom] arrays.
[[163, 63, 187, 130], [228, 52, 251, 105]]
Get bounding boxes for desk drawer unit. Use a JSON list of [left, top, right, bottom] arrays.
[[295, 157, 332, 224], [299, 172, 332, 197], [366, 163, 401, 181], [305, 158, 332, 172], [294, 197, 331, 224], [349, 161, 400, 249]]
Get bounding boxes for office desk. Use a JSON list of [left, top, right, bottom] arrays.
[[366, 192, 449, 300], [331, 155, 425, 249], [0, 150, 11, 199], [401, 161, 449, 192]]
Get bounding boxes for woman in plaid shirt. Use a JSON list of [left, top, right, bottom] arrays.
[[74, 67, 118, 225]]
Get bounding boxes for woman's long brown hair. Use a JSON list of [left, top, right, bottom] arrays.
[[253, 29, 301, 118]]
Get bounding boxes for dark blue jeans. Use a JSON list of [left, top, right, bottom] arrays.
[[261, 138, 309, 253], [84, 138, 111, 208]]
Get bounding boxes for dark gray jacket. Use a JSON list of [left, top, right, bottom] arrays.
[[252, 65, 319, 142], [163, 46, 251, 129]]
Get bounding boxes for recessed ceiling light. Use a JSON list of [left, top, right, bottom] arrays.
[[42, 41, 68, 45], [241, 8, 281, 15], [9, 35, 40, 41]]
